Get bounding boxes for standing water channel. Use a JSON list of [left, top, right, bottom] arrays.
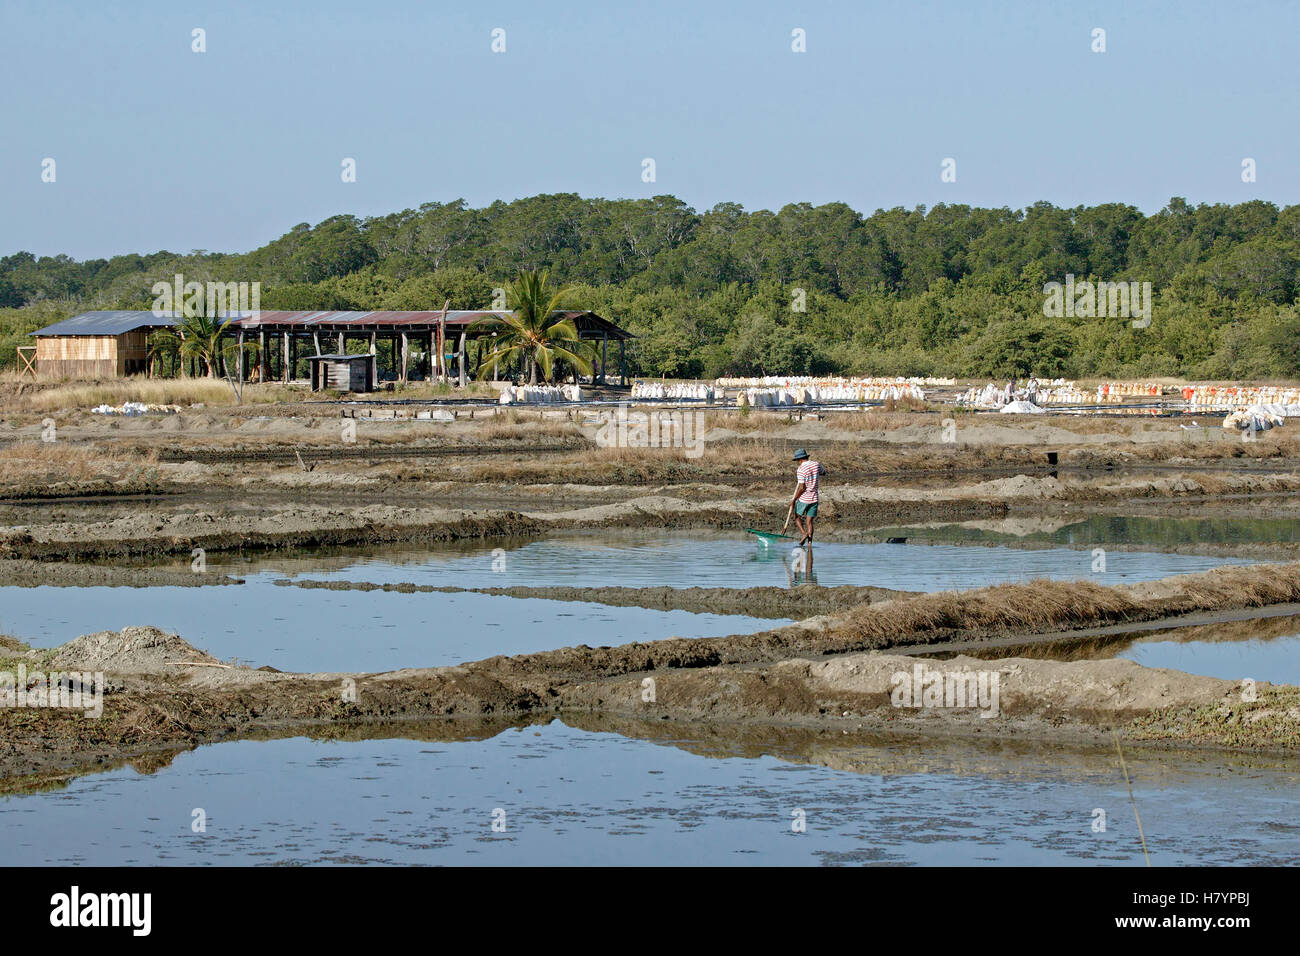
[[0, 525, 1264, 672], [2, 516, 1299, 865]]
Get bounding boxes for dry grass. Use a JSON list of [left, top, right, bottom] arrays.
[[699, 410, 773, 433], [476, 412, 585, 441], [384, 381, 499, 400], [822, 408, 931, 432], [6, 378, 281, 412], [0, 441, 159, 483], [829, 561, 1300, 653]]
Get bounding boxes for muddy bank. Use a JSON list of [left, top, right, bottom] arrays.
[[0, 559, 243, 588], [0, 495, 1004, 561], [271, 578, 913, 619], [7, 562, 1300, 782], [0, 507, 550, 561], [2, 624, 1295, 785], [7, 468, 1300, 563]]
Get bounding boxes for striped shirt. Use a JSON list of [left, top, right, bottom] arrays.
[[796, 460, 820, 503]]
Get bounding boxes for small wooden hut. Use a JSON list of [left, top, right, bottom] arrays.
[[308, 353, 376, 392]]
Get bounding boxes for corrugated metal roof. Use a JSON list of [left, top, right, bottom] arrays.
[[239, 310, 513, 328], [28, 311, 177, 336], [31, 309, 633, 339]]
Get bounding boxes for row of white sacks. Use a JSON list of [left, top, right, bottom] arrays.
[[498, 384, 584, 404], [1223, 404, 1296, 431], [716, 375, 953, 388], [738, 383, 925, 406], [963, 381, 1164, 408], [91, 402, 179, 416], [631, 382, 717, 401], [1184, 386, 1300, 409], [962, 382, 1062, 408]]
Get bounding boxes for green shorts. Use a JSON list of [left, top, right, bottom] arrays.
[[795, 501, 818, 517]]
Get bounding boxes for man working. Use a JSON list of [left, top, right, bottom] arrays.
[[788, 448, 822, 546]]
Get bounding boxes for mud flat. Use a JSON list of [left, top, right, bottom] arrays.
[[271, 578, 913, 619], [5, 408, 1300, 792], [0, 559, 242, 588], [5, 562, 1300, 786], [7, 471, 1300, 563]]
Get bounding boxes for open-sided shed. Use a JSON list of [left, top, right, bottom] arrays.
[[26, 308, 633, 384]]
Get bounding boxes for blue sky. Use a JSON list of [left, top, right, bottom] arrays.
[[2, 0, 1296, 258]]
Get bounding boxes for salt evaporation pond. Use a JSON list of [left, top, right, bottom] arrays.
[[3, 721, 1298, 866], [269, 528, 1258, 592], [0, 531, 1257, 672], [1118, 632, 1300, 686], [874, 513, 1300, 550], [0, 585, 784, 673]]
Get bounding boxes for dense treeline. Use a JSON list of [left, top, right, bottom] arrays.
[[4, 195, 1300, 379]]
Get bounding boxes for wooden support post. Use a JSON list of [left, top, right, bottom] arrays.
[[282, 332, 290, 383], [259, 330, 267, 383], [237, 329, 245, 383], [458, 332, 466, 387], [438, 304, 448, 383], [400, 332, 409, 383], [337, 332, 344, 353], [601, 334, 608, 385], [312, 332, 321, 357], [16, 346, 36, 380]]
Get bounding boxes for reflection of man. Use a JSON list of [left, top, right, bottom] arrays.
[[789, 448, 822, 547], [785, 544, 818, 586]]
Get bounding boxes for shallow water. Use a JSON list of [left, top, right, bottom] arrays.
[[0, 583, 782, 672], [259, 530, 1253, 592], [4, 722, 1297, 866], [1118, 633, 1300, 686], [878, 514, 1300, 549], [0, 532, 1255, 670]]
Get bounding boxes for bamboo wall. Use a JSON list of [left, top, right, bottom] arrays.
[[116, 331, 149, 375], [33, 333, 154, 377], [36, 335, 119, 378]]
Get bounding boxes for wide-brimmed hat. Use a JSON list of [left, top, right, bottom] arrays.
[[792, 448, 809, 460]]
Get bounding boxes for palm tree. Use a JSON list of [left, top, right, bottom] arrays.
[[148, 313, 235, 378], [146, 329, 180, 377], [474, 269, 595, 384]]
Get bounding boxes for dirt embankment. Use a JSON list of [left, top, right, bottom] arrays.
[[271, 578, 913, 619], [8, 466, 1300, 563], [7, 562, 1300, 784], [6, 405, 1300, 506], [0, 559, 242, 588], [0, 494, 1006, 561]]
